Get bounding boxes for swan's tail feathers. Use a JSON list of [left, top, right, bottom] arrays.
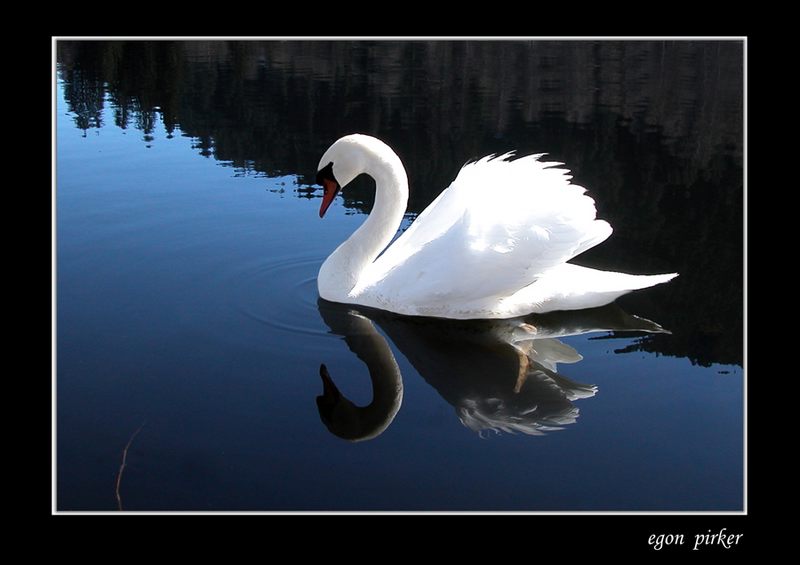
[[573, 269, 679, 291], [508, 266, 679, 315], [623, 271, 679, 290]]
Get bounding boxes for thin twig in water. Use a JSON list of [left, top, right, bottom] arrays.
[[115, 421, 146, 511]]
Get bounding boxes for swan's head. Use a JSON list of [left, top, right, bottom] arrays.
[[315, 134, 383, 218]]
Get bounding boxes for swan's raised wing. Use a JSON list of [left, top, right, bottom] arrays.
[[354, 153, 612, 317]]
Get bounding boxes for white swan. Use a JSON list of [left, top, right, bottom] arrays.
[[316, 134, 677, 320]]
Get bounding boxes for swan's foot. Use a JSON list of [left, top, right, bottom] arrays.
[[514, 349, 530, 394], [509, 322, 537, 344]]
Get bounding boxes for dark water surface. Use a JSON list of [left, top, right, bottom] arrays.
[[55, 40, 744, 511]]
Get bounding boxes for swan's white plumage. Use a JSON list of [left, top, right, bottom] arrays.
[[356, 153, 619, 317], [317, 134, 677, 319]]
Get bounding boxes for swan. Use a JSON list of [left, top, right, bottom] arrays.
[[316, 134, 677, 320]]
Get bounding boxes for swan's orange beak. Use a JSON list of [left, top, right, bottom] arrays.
[[319, 178, 340, 218]]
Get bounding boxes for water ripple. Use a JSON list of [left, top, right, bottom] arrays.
[[227, 255, 328, 338]]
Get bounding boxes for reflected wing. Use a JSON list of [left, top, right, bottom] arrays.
[[355, 153, 612, 315]]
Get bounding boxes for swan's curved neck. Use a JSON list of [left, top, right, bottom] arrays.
[[318, 143, 408, 302]]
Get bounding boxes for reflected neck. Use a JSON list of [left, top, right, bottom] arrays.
[[320, 312, 404, 442]]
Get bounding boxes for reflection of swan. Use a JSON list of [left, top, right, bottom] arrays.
[[315, 134, 677, 319], [316, 300, 668, 440]]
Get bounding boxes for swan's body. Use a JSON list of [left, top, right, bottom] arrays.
[[316, 134, 677, 320]]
